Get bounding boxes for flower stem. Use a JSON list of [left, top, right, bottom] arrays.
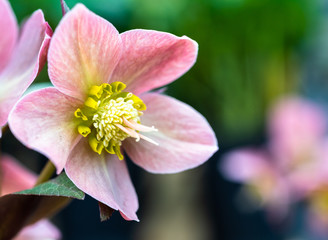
[[34, 160, 56, 186], [1, 124, 9, 138], [0, 124, 8, 156]]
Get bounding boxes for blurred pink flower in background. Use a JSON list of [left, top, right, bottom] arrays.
[[221, 148, 291, 220], [0, 0, 52, 135], [9, 4, 218, 221], [0, 155, 61, 240], [221, 96, 328, 232], [268, 98, 327, 172]]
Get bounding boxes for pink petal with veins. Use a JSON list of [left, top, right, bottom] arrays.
[[66, 138, 139, 221], [0, 9, 52, 127], [124, 93, 217, 173], [111, 29, 198, 95], [0, 0, 18, 71], [48, 4, 122, 101], [9, 88, 82, 173]]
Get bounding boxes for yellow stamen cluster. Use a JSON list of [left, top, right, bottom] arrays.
[[74, 82, 146, 159]]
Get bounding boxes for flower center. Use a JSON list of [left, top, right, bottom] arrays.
[[74, 82, 157, 159]]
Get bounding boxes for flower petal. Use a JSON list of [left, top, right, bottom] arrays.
[[268, 97, 327, 169], [0, 155, 36, 196], [65, 138, 139, 221], [0, 0, 18, 72], [220, 148, 291, 220], [111, 30, 198, 95], [8, 88, 82, 173], [220, 148, 272, 182], [124, 93, 217, 173], [0, 10, 52, 127], [48, 4, 122, 101], [13, 219, 61, 240]]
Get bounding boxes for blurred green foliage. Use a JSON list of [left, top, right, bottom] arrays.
[[9, 0, 317, 146]]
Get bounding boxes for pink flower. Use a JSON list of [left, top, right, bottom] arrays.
[[220, 97, 328, 220], [1, 155, 61, 240], [221, 148, 291, 220], [267, 97, 328, 197], [268, 97, 326, 170], [0, 0, 52, 134], [9, 4, 218, 221]]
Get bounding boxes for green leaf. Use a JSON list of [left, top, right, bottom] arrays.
[[16, 172, 85, 199]]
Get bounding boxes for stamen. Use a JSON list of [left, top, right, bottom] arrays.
[[115, 124, 140, 142], [123, 117, 158, 132], [139, 133, 159, 146]]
